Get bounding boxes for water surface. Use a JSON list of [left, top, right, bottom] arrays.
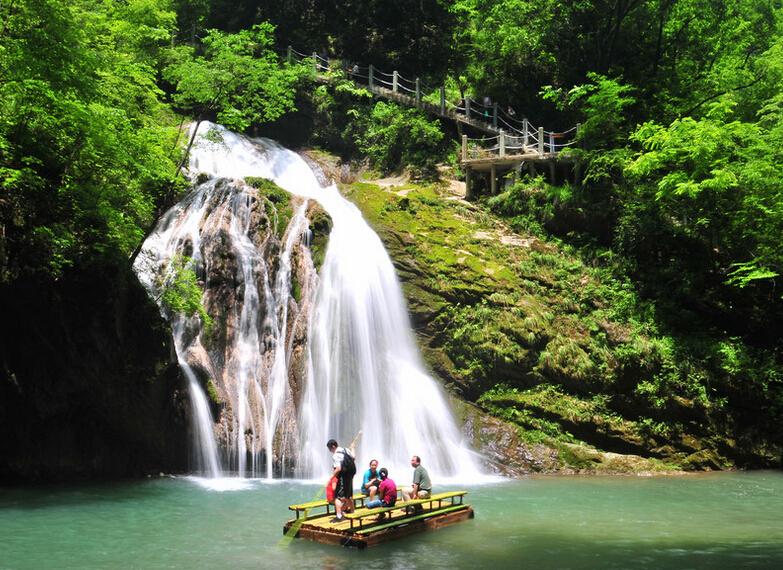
[[1, 471, 782, 569]]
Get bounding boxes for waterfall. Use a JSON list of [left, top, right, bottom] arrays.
[[134, 152, 314, 477], [135, 121, 480, 480]]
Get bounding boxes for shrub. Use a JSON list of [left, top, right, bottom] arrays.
[[355, 101, 445, 177]]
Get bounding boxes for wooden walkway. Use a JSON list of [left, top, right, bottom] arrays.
[[287, 47, 581, 193]]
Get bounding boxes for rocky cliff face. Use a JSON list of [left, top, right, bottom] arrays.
[[0, 264, 188, 482]]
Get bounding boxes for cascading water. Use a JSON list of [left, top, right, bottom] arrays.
[[135, 121, 480, 480], [134, 140, 315, 478]]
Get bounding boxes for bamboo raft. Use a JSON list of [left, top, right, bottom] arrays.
[[283, 490, 474, 548]]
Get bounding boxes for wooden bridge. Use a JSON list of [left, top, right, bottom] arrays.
[[285, 47, 581, 196]]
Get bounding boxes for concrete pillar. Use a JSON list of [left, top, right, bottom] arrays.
[[369, 65, 374, 88], [462, 135, 468, 161], [312, 52, 318, 74], [415, 78, 421, 106], [490, 164, 497, 195], [499, 130, 506, 157], [393, 70, 399, 93], [538, 127, 544, 155]]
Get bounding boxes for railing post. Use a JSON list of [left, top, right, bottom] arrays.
[[576, 122, 582, 148], [393, 70, 399, 93], [499, 130, 505, 157], [368, 65, 374, 89], [287, 46, 292, 64], [549, 132, 555, 153], [465, 97, 471, 119], [523, 119, 529, 147], [493, 102, 498, 129], [440, 86, 446, 115], [538, 127, 544, 155], [312, 51, 318, 74], [415, 78, 421, 106], [462, 135, 468, 162]]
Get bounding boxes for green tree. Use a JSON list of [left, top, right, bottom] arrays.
[[0, 0, 180, 281], [356, 101, 446, 177], [164, 22, 306, 171]]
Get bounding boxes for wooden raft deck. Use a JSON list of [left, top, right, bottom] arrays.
[[283, 491, 474, 549]]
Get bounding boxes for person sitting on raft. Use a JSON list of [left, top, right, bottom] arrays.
[[365, 467, 396, 521], [401, 455, 431, 512], [361, 459, 381, 501]]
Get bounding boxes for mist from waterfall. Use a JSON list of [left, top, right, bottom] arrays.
[[136, 122, 480, 480]]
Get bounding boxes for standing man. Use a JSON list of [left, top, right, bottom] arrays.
[[326, 439, 356, 523], [401, 455, 432, 505]]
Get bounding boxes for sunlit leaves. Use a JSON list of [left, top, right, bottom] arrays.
[[0, 0, 180, 280], [164, 23, 305, 131]]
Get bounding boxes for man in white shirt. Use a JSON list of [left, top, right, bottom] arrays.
[[326, 439, 356, 522]]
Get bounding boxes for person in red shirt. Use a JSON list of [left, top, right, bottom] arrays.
[[365, 467, 396, 520]]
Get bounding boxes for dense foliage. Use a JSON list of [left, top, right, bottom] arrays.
[[0, 0, 181, 280], [2, 0, 782, 469], [299, 74, 448, 176], [165, 23, 305, 131], [0, 0, 304, 285]]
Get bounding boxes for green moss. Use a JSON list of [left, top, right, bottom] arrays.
[[308, 206, 333, 271], [291, 272, 302, 303], [206, 379, 221, 405], [159, 255, 213, 330], [245, 177, 289, 203], [244, 177, 294, 240]]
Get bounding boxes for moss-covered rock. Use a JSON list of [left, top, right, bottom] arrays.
[[307, 203, 332, 271], [339, 174, 780, 471], [245, 177, 294, 240]]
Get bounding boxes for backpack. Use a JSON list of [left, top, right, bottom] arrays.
[[341, 448, 356, 476]]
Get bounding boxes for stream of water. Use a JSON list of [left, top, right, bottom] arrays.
[[2, 471, 781, 569]]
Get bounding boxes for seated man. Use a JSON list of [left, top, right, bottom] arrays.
[[361, 459, 382, 501], [365, 468, 396, 521], [401, 455, 431, 511]]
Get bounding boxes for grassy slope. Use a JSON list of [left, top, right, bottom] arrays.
[[341, 176, 777, 472]]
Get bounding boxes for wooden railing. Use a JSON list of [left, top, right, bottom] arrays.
[[284, 47, 579, 159]]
